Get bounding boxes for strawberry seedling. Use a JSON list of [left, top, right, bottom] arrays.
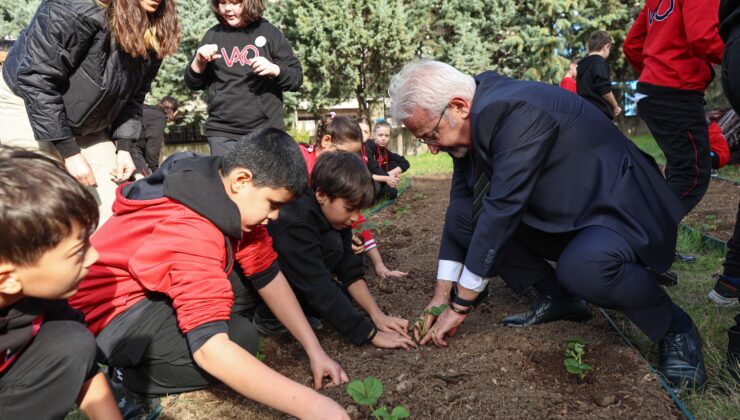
[[346, 376, 410, 420], [413, 304, 448, 338], [563, 338, 593, 381]]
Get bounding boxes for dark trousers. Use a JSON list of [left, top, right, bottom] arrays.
[[374, 181, 398, 201], [208, 136, 242, 156], [441, 198, 677, 342], [106, 272, 260, 397], [637, 96, 711, 214], [0, 321, 99, 420]]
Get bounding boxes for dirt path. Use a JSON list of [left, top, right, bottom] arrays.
[[160, 175, 681, 419], [683, 178, 740, 242]]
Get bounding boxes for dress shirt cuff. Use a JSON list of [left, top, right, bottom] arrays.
[[459, 267, 490, 292], [437, 260, 463, 283]]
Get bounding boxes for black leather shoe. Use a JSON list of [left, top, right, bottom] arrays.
[[659, 323, 707, 392], [501, 295, 591, 327], [674, 251, 696, 264], [653, 269, 679, 287]]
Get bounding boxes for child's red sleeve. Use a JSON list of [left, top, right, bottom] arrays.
[[353, 214, 377, 251], [709, 121, 731, 168], [235, 225, 278, 276]]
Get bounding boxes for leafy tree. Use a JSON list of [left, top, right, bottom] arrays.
[[0, 1, 40, 39], [274, 0, 417, 118]]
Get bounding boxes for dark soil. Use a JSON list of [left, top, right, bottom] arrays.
[[683, 178, 740, 242], [160, 175, 681, 419]]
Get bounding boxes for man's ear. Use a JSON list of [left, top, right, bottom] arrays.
[[229, 168, 254, 193], [0, 264, 22, 295], [449, 96, 472, 119]]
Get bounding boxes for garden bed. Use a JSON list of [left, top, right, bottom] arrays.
[[683, 178, 740, 242], [160, 175, 681, 419]]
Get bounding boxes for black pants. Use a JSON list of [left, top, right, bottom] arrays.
[[208, 135, 244, 156], [0, 321, 99, 420], [441, 198, 678, 342], [637, 96, 711, 215], [106, 271, 260, 397], [374, 181, 398, 201]]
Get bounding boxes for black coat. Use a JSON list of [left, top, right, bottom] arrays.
[[267, 194, 373, 346], [449, 72, 683, 279], [2, 0, 162, 157]]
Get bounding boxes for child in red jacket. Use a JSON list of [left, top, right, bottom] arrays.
[[69, 129, 348, 419], [624, 0, 724, 214]]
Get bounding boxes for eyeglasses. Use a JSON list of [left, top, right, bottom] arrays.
[[416, 106, 448, 145]]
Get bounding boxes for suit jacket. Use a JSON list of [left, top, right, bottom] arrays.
[[448, 72, 684, 279]]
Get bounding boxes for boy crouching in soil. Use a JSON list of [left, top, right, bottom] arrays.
[[69, 129, 349, 419], [0, 146, 121, 419]]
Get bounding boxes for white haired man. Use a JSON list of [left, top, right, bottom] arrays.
[[390, 59, 705, 392]]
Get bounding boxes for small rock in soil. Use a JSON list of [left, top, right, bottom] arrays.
[[346, 405, 361, 419], [598, 395, 617, 407], [396, 380, 413, 395]]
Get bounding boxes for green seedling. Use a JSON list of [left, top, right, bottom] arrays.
[[346, 377, 409, 420], [413, 304, 448, 338], [563, 338, 593, 381]]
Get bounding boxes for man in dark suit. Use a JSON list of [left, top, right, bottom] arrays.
[[389, 59, 705, 391]]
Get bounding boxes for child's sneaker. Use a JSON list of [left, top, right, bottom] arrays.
[[108, 367, 162, 420], [708, 275, 739, 306]]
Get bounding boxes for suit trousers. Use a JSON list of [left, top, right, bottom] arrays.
[[0, 321, 99, 420], [441, 197, 676, 342]]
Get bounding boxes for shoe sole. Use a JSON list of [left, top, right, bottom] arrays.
[[708, 289, 739, 306]]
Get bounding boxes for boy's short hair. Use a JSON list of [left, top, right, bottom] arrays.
[[209, 0, 265, 26], [223, 128, 308, 196], [570, 56, 581, 65], [588, 31, 612, 52], [0, 146, 99, 266], [311, 151, 374, 210]]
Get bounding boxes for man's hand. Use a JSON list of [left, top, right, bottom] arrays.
[[351, 234, 365, 255], [371, 330, 416, 350], [250, 56, 280, 77], [191, 44, 221, 73], [111, 150, 135, 182], [372, 314, 411, 339], [308, 351, 348, 390], [413, 293, 448, 342], [64, 153, 97, 186], [420, 307, 467, 347]]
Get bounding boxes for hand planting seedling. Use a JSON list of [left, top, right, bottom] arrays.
[[346, 376, 410, 420], [414, 304, 448, 339], [563, 338, 593, 381]]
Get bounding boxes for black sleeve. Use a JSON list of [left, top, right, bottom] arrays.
[[186, 320, 229, 353], [270, 221, 373, 345], [388, 150, 410, 172], [269, 24, 303, 92], [111, 59, 163, 144], [184, 30, 215, 91], [243, 261, 280, 290], [335, 228, 365, 286], [130, 139, 149, 176], [592, 60, 613, 95]]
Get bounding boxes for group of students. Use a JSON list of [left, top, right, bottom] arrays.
[[0, 0, 415, 419]]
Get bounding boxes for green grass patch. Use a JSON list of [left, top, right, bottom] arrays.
[[630, 134, 666, 165], [406, 152, 453, 176], [612, 229, 740, 418]]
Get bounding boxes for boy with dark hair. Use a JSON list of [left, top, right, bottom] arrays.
[[624, 0, 723, 214], [0, 145, 121, 419], [131, 96, 179, 178], [69, 128, 349, 419], [577, 31, 622, 119]]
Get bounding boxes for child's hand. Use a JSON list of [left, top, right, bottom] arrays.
[[385, 175, 399, 188], [309, 351, 349, 390], [351, 234, 365, 255], [250, 56, 280, 77], [373, 314, 411, 339], [371, 330, 416, 350], [379, 269, 408, 279], [195, 44, 221, 64], [388, 167, 403, 177]]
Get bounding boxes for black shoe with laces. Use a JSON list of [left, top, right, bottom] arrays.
[[659, 323, 707, 392]]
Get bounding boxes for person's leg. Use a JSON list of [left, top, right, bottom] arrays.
[[637, 96, 711, 214], [722, 37, 740, 115], [709, 200, 740, 305], [0, 321, 99, 419], [111, 299, 259, 397], [144, 136, 162, 172], [76, 134, 119, 225], [557, 226, 705, 390], [378, 184, 398, 200], [207, 136, 239, 156]]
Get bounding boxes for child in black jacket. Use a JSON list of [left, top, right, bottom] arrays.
[[364, 121, 410, 200], [267, 151, 415, 349]]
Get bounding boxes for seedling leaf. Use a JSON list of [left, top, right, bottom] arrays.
[[391, 406, 411, 418], [564, 358, 582, 374], [347, 377, 383, 406], [371, 406, 390, 419]]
